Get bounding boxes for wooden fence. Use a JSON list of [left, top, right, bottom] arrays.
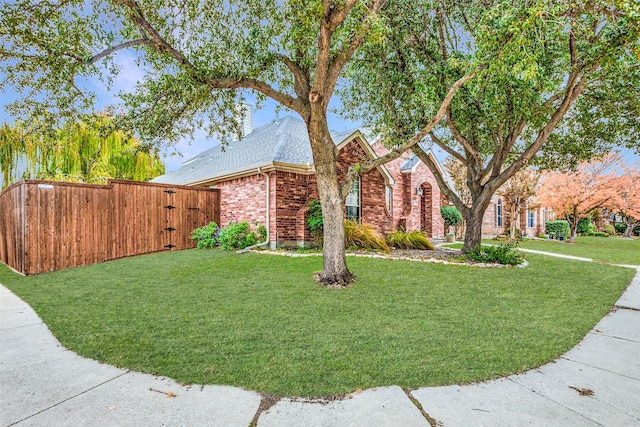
[[0, 179, 220, 275]]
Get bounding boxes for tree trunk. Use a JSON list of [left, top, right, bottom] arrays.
[[509, 204, 518, 240], [569, 219, 578, 243], [459, 189, 494, 253], [307, 113, 355, 286], [463, 210, 484, 253], [622, 219, 635, 238]]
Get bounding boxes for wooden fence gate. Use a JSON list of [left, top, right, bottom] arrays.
[[0, 179, 220, 275]]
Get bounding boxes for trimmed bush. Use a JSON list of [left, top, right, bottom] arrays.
[[386, 230, 435, 250], [344, 220, 389, 251], [603, 224, 616, 236], [577, 218, 595, 235], [440, 206, 462, 228], [546, 220, 570, 238], [466, 242, 525, 266], [218, 221, 259, 250], [592, 231, 609, 237], [191, 222, 219, 249]]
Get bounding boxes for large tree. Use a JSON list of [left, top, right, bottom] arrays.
[[341, 0, 640, 252], [0, 117, 165, 189], [1, 0, 477, 285], [537, 153, 627, 242]]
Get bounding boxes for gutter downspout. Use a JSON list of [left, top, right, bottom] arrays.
[[236, 167, 270, 253]]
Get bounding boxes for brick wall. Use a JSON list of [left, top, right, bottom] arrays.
[[371, 140, 445, 238], [337, 139, 393, 234], [218, 174, 267, 227]]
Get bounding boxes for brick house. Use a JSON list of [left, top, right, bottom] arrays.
[[483, 197, 552, 238], [152, 115, 448, 247], [370, 139, 447, 237]]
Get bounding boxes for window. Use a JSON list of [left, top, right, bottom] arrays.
[[496, 199, 503, 227], [385, 185, 393, 214], [527, 209, 535, 228], [346, 177, 360, 221]]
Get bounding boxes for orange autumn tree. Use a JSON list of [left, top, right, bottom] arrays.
[[537, 153, 627, 243], [614, 167, 640, 237]]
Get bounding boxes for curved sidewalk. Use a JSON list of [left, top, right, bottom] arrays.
[[1, 268, 639, 426]]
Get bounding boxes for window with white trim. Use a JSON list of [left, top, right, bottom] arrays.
[[496, 199, 503, 227], [346, 177, 360, 221], [385, 185, 393, 214], [527, 209, 535, 228]]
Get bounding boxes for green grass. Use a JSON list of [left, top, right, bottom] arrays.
[[483, 236, 640, 265], [0, 249, 634, 397]]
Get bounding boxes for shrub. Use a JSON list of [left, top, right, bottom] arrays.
[[306, 199, 324, 247], [546, 220, 570, 238], [191, 222, 219, 249], [466, 241, 525, 266], [603, 224, 616, 236], [386, 230, 435, 250], [440, 206, 462, 228], [537, 233, 547, 239], [344, 220, 389, 251], [614, 223, 627, 234], [218, 221, 259, 250], [577, 218, 595, 235], [592, 231, 609, 237], [255, 222, 267, 241]]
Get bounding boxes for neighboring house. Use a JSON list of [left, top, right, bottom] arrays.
[[152, 115, 449, 248], [483, 196, 552, 238]]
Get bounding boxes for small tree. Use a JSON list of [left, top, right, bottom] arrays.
[[440, 206, 462, 235], [614, 167, 640, 238], [537, 153, 627, 243]]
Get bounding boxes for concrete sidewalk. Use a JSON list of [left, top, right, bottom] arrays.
[[1, 268, 639, 426]]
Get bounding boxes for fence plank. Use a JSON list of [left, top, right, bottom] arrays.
[[0, 180, 220, 275]]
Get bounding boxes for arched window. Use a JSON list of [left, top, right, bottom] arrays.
[[385, 185, 393, 213], [346, 177, 360, 221], [496, 199, 503, 227]]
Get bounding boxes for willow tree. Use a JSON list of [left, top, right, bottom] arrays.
[[1, 1, 477, 285], [0, 117, 165, 189], [342, 0, 640, 252]]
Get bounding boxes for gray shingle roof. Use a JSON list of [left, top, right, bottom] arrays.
[[152, 116, 358, 186]]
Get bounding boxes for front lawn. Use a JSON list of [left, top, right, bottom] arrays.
[[484, 236, 640, 265], [0, 249, 634, 397]]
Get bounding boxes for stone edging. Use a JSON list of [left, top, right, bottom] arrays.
[[249, 250, 529, 268]]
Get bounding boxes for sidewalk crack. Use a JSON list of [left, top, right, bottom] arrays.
[[7, 370, 130, 426]]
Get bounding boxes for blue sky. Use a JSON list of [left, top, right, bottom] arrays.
[[1, 50, 637, 172], [0, 51, 361, 172]]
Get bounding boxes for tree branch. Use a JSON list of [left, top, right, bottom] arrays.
[[414, 145, 469, 217], [340, 70, 477, 197], [88, 39, 152, 64], [326, 0, 386, 97], [112, 0, 305, 113]]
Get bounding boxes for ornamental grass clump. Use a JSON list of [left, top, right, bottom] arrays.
[[386, 230, 434, 250], [344, 220, 389, 252]]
